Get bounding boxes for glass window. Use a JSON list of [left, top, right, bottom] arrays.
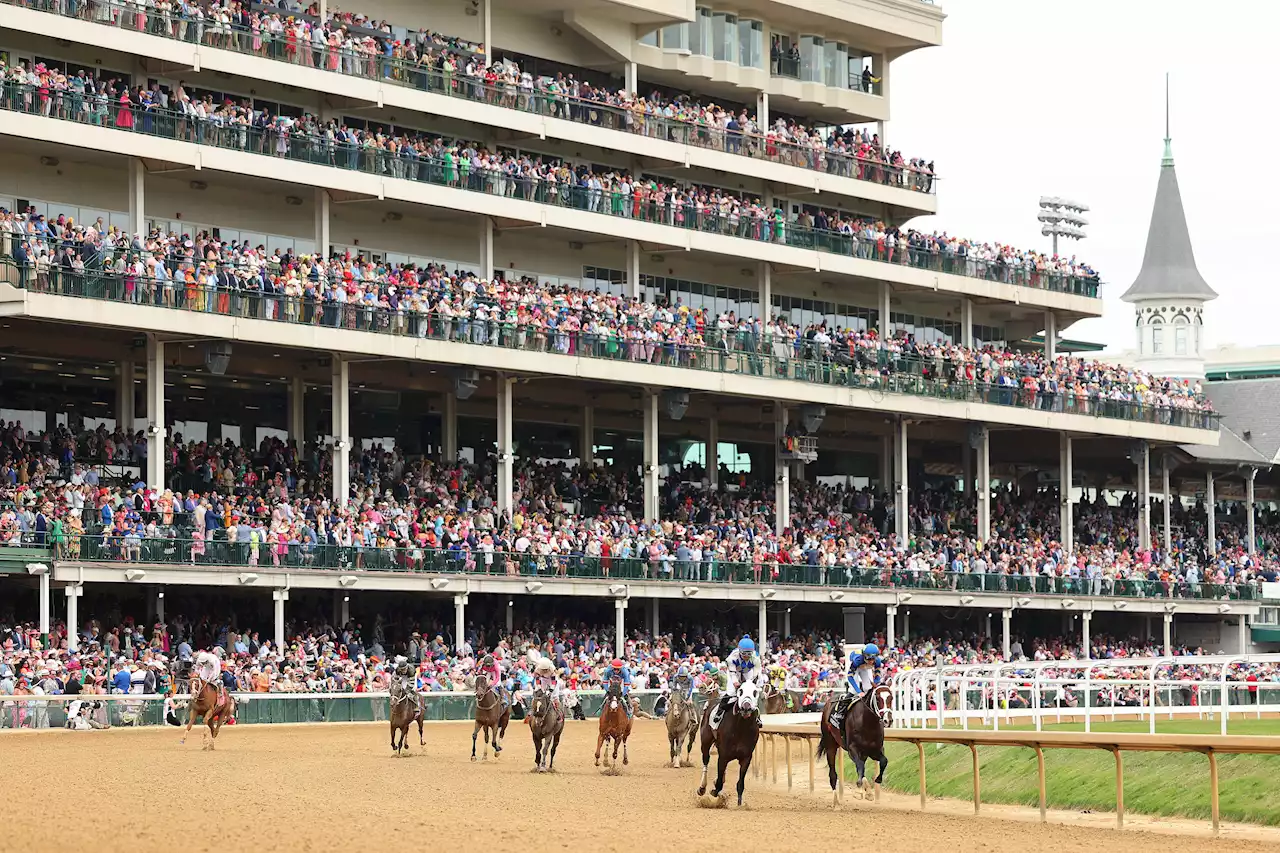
[[712, 13, 738, 62], [639, 28, 658, 47], [693, 7, 713, 56], [799, 35, 823, 83], [1151, 320, 1164, 355], [1175, 324, 1189, 355], [738, 20, 763, 69], [661, 22, 689, 52], [823, 39, 839, 87]]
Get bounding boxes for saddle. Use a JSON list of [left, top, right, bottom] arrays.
[[828, 692, 858, 731]]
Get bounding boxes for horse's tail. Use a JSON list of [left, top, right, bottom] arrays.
[[816, 718, 835, 763]]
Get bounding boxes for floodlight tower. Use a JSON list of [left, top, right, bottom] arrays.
[[1037, 196, 1089, 256]]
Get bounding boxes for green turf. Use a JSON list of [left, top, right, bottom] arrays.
[[852, 719, 1280, 826]]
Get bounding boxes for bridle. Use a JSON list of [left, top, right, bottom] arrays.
[[869, 685, 894, 727]]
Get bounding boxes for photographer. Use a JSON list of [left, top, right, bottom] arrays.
[[66, 699, 110, 730]]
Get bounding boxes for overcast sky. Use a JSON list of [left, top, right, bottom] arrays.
[[886, 0, 1279, 353]]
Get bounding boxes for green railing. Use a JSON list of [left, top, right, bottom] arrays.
[[0, 260, 1211, 428], [0, 87, 1094, 299], [59, 539, 1259, 601], [2, 0, 926, 194]]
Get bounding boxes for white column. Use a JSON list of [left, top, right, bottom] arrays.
[[627, 240, 642, 299], [479, 0, 491, 56], [624, 61, 637, 93], [976, 424, 991, 542], [615, 598, 628, 655], [442, 392, 459, 462], [273, 589, 288, 652], [1059, 433, 1073, 556], [643, 390, 660, 522], [314, 189, 330, 258], [960, 298, 974, 349], [289, 376, 305, 445], [1246, 468, 1258, 556], [1162, 454, 1173, 554], [757, 261, 771, 319], [1081, 611, 1092, 659], [706, 418, 719, 488], [317, 0, 326, 23], [330, 357, 350, 505], [339, 592, 350, 627], [1002, 608, 1012, 660], [756, 91, 769, 131], [128, 158, 145, 237], [902, 609, 910, 645], [478, 218, 494, 278], [894, 418, 909, 542], [1239, 613, 1248, 655], [454, 593, 468, 653], [505, 599, 513, 635], [496, 375, 514, 518], [581, 406, 594, 467], [775, 405, 790, 535], [984, 611, 992, 642], [117, 360, 135, 434], [783, 608, 791, 639], [1163, 612, 1173, 656], [1044, 311, 1057, 360], [64, 585, 82, 652], [1206, 471, 1217, 556], [758, 599, 768, 658], [878, 281, 892, 338], [651, 598, 659, 639], [885, 605, 897, 650], [1137, 441, 1151, 551], [38, 572, 50, 645], [145, 335, 165, 489], [156, 588, 164, 625]]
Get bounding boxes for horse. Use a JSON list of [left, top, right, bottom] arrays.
[[763, 683, 795, 715], [389, 677, 424, 757], [817, 684, 893, 803], [527, 687, 564, 773], [471, 673, 511, 761], [665, 687, 697, 768], [180, 676, 235, 750], [594, 677, 632, 769], [697, 678, 761, 806]]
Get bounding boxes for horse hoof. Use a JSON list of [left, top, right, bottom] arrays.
[[470, 756, 476, 763]]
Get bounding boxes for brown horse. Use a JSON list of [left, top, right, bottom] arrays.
[[180, 677, 235, 750], [528, 687, 564, 773], [594, 677, 632, 769], [665, 687, 696, 767], [762, 683, 795, 715], [696, 678, 761, 806], [389, 678, 425, 757], [817, 684, 892, 803], [471, 673, 510, 761]]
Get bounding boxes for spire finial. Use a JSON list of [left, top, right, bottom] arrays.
[[1163, 72, 1174, 166]]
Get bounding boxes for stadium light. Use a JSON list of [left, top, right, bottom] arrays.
[[1038, 195, 1089, 256]]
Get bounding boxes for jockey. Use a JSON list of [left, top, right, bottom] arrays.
[[711, 636, 764, 730], [672, 664, 695, 702], [193, 650, 228, 706], [477, 653, 507, 707], [532, 658, 562, 711], [600, 657, 633, 717], [831, 643, 880, 728]]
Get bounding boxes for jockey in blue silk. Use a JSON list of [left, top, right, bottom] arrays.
[[845, 643, 881, 694], [672, 664, 695, 702], [600, 657, 633, 716], [711, 636, 764, 729]]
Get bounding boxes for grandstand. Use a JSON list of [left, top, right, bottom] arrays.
[[0, 0, 1274, 672]]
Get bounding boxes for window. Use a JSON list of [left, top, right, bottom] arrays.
[[638, 29, 658, 47], [693, 7, 713, 56], [1175, 326, 1189, 355], [738, 19, 764, 69], [661, 22, 690, 52], [1151, 318, 1164, 354], [712, 13, 738, 62]]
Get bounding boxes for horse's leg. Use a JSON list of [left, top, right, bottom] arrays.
[[852, 751, 869, 799], [697, 731, 712, 795], [874, 749, 888, 797], [201, 708, 215, 750], [685, 724, 697, 765], [736, 752, 752, 807], [826, 741, 839, 806], [622, 733, 629, 765], [712, 750, 729, 800], [391, 720, 399, 753], [549, 730, 561, 772], [471, 721, 480, 761], [417, 715, 425, 748], [181, 701, 197, 744], [595, 729, 604, 766]]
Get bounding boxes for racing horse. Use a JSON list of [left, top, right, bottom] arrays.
[[696, 677, 761, 806], [180, 673, 235, 750], [389, 677, 425, 756], [665, 687, 697, 767], [763, 683, 796, 715], [527, 686, 564, 773], [594, 677, 632, 769], [471, 673, 511, 761], [817, 684, 892, 803]]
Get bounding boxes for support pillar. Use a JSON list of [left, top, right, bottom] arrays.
[[615, 598, 628, 656], [580, 405, 594, 467], [783, 607, 791, 639], [479, 0, 491, 57], [145, 335, 165, 489], [1206, 471, 1217, 557], [506, 599, 513, 635], [496, 375, 514, 518], [627, 240, 642, 299], [1246, 468, 1258, 556], [442, 392, 458, 462], [984, 612, 992, 644], [894, 418, 908, 542], [1163, 612, 1173, 656], [330, 357, 350, 504], [65, 585, 82, 652], [757, 261, 771, 319], [1137, 441, 1151, 551], [961, 443, 972, 494], [1239, 614, 1248, 655], [156, 587, 164, 625], [624, 61, 637, 93], [1162, 455, 1173, 555], [1002, 608, 1012, 660], [775, 405, 790, 534], [314, 188, 330, 258], [902, 609, 910, 645], [707, 417, 719, 488], [886, 605, 897, 650], [117, 360, 135, 434], [1059, 433, 1073, 556], [1082, 611, 1092, 659], [643, 390, 660, 523], [758, 599, 768, 658], [273, 589, 288, 653], [960, 298, 974, 349], [756, 91, 769, 131], [878, 281, 892, 339], [454, 593, 468, 653], [976, 425, 991, 543], [651, 598, 660, 639], [478, 218, 494, 278], [880, 434, 892, 495], [128, 158, 145, 237], [1044, 311, 1057, 360], [289, 376, 305, 445]]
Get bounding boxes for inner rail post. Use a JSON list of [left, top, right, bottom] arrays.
[[969, 742, 981, 815], [916, 741, 927, 811]]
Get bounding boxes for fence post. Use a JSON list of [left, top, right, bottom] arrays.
[[785, 736, 792, 791], [1035, 746, 1047, 822], [1208, 750, 1220, 836], [1113, 748, 1124, 830], [808, 737, 815, 792], [771, 734, 778, 785], [969, 742, 981, 814], [916, 741, 927, 811]]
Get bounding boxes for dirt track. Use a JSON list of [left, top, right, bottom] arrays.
[[2, 719, 1277, 853]]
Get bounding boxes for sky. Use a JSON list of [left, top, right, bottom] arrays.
[[885, 0, 1280, 353]]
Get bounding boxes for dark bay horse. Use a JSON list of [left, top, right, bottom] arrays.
[[389, 678, 425, 757], [763, 683, 795, 715], [528, 687, 564, 773], [697, 678, 761, 806], [665, 688, 696, 768], [594, 677, 632, 769], [180, 677, 235, 750], [471, 673, 510, 761], [817, 684, 892, 803]]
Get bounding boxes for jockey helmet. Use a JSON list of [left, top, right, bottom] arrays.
[[611, 658, 624, 670], [863, 643, 880, 658], [737, 636, 755, 654]]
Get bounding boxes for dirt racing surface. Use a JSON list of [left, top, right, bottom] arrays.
[[2, 719, 1276, 853]]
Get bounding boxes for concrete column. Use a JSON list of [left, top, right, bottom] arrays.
[[38, 572, 50, 647], [976, 424, 991, 542], [885, 605, 897, 650], [442, 392, 458, 462], [64, 585, 82, 652], [706, 417, 719, 488], [902, 609, 910, 645], [783, 607, 791, 639], [156, 588, 164, 625], [775, 405, 790, 535], [651, 597, 659, 639], [145, 335, 165, 489], [960, 298, 974, 349], [1137, 441, 1151, 551], [1238, 614, 1248, 655], [1059, 433, 1073, 556], [506, 599, 513, 635], [336, 590, 349, 628], [878, 281, 892, 339], [984, 611, 992, 643], [496, 375, 514, 518], [454, 593, 468, 653], [625, 61, 637, 93], [643, 390, 660, 522], [1044, 311, 1057, 360], [960, 443, 971, 494], [1206, 471, 1217, 556], [894, 418, 908, 542], [128, 158, 145, 237], [1163, 612, 1173, 656], [1246, 468, 1258, 556], [580, 405, 594, 467], [1162, 455, 1173, 554], [615, 598, 628, 656], [478, 218, 494, 278], [758, 599, 768, 658], [1002, 608, 1012, 660], [1081, 611, 1092, 659], [627, 240, 642, 299], [756, 91, 769, 131], [330, 357, 350, 504], [289, 376, 306, 445], [757, 261, 771, 319], [117, 360, 135, 434], [879, 434, 892, 497], [317, 0, 326, 22], [314, 189, 330, 258], [273, 589, 288, 652], [479, 0, 491, 56]]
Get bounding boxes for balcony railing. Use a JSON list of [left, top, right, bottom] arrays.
[[0, 85, 1095, 297], [0, 0, 930, 194], [0, 260, 1214, 429]]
